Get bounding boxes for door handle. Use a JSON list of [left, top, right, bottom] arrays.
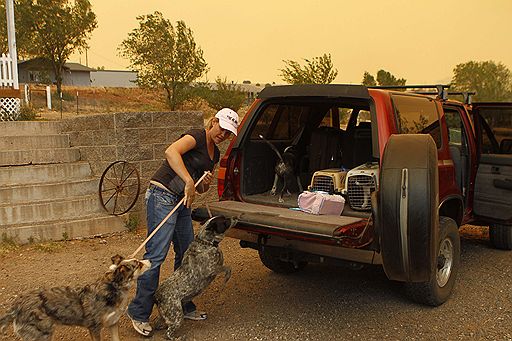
[[494, 179, 512, 191]]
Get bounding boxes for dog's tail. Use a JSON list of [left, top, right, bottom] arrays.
[[0, 308, 16, 334], [258, 134, 284, 163]]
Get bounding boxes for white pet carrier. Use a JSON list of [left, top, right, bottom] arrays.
[[308, 168, 347, 194], [343, 163, 379, 211]]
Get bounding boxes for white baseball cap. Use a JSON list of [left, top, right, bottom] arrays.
[[215, 108, 239, 136]]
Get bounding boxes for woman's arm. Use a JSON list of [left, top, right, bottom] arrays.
[[165, 135, 197, 208]]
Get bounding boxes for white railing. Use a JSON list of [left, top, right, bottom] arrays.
[[0, 53, 15, 88]]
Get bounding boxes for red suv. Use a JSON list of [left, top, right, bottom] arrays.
[[193, 84, 512, 306]]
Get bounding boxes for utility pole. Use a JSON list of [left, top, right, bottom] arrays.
[[5, 0, 19, 89]]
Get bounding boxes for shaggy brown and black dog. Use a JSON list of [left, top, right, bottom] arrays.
[[0, 255, 150, 341]]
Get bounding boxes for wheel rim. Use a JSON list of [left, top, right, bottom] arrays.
[[99, 161, 141, 215], [436, 237, 454, 287]]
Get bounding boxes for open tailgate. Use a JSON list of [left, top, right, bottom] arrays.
[[192, 201, 366, 239]]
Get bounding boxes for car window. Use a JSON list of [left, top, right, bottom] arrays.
[[317, 108, 370, 130], [318, 108, 352, 130], [444, 109, 463, 146], [356, 110, 371, 126], [476, 107, 512, 154], [392, 94, 442, 148], [250, 104, 309, 140]]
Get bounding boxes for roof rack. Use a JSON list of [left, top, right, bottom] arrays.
[[448, 91, 476, 105], [368, 84, 450, 100], [414, 91, 476, 105]]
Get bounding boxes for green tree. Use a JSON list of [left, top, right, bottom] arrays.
[[199, 77, 246, 111], [279, 53, 338, 84], [451, 60, 512, 101], [362, 71, 377, 86], [0, 1, 32, 55], [376, 69, 406, 86], [1, 0, 97, 95], [119, 12, 207, 110], [361, 69, 406, 86]]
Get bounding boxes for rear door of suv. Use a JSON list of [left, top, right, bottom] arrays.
[[471, 103, 512, 223]]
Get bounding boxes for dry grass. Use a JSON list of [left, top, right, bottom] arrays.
[[30, 86, 169, 115], [0, 234, 19, 256], [28, 85, 248, 120], [32, 241, 65, 253], [459, 224, 489, 240]]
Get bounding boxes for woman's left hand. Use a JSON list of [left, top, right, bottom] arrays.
[[203, 171, 213, 186], [196, 171, 213, 194]]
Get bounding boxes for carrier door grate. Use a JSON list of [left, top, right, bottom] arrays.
[[347, 174, 376, 210], [311, 175, 334, 193]]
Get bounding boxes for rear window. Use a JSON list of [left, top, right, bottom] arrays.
[[392, 94, 442, 147]]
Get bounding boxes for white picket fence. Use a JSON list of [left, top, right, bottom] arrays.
[[0, 53, 15, 87]]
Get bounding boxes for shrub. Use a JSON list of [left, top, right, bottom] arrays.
[[198, 77, 246, 112], [17, 105, 37, 121], [125, 214, 140, 232]]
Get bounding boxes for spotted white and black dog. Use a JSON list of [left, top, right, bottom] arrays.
[[155, 215, 233, 340], [0, 255, 150, 341], [259, 134, 303, 203]]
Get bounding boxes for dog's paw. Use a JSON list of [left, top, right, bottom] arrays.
[[270, 188, 277, 195]]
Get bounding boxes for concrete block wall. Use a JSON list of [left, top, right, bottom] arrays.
[[0, 121, 126, 243], [60, 111, 228, 224]]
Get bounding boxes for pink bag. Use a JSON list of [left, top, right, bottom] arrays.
[[298, 191, 345, 215]]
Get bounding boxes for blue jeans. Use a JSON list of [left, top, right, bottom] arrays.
[[128, 186, 196, 322]]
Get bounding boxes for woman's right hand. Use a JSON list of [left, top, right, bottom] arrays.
[[183, 179, 196, 208]]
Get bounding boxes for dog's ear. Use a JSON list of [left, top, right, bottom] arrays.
[[113, 264, 132, 283], [111, 254, 124, 265], [113, 265, 126, 283]]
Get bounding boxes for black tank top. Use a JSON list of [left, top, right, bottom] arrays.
[[151, 129, 220, 196]]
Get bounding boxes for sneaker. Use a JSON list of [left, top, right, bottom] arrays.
[[127, 314, 153, 337], [184, 310, 207, 321]]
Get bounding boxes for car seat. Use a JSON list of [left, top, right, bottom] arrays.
[[343, 121, 373, 169]]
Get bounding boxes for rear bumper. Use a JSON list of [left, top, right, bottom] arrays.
[[192, 205, 381, 265], [227, 225, 382, 265]]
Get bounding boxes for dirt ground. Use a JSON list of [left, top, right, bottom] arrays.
[[0, 224, 511, 341]]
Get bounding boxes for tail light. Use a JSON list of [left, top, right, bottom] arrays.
[[217, 100, 258, 200], [217, 157, 228, 198]]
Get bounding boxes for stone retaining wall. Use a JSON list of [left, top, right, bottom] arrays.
[[61, 111, 228, 223]]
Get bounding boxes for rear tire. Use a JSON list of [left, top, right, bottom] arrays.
[[405, 216, 460, 306], [258, 248, 307, 274], [490, 223, 512, 250]]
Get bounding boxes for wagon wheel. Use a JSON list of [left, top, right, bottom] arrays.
[[99, 161, 141, 215]]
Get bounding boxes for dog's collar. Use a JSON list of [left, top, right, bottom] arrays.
[[196, 238, 219, 247]]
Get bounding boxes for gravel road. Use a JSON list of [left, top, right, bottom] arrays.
[[0, 225, 510, 341]]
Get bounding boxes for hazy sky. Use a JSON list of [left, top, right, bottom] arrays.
[[71, 0, 512, 85]]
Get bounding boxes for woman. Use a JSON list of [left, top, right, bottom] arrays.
[[127, 108, 239, 337]]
